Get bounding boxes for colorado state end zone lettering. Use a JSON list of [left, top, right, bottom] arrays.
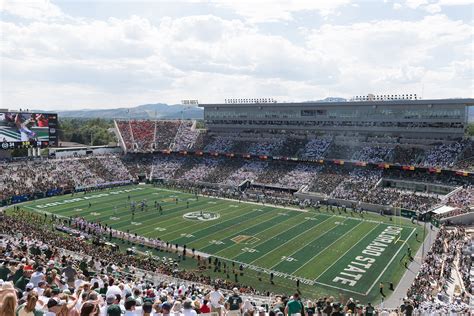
[[34, 187, 144, 209], [332, 226, 403, 287]]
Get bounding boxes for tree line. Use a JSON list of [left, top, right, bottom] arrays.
[[58, 118, 116, 146]]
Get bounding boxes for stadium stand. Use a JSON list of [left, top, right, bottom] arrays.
[[130, 120, 155, 152], [406, 227, 471, 314], [1, 110, 473, 314]]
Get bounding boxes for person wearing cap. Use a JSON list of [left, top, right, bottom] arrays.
[[284, 293, 303, 316], [161, 302, 171, 316], [225, 288, 242, 314], [24, 282, 35, 296], [46, 261, 56, 273]]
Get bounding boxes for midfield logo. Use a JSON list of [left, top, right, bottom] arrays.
[[183, 211, 220, 221]]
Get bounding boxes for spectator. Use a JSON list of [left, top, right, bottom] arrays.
[[226, 288, 243, 313], [284, 293, 302, 316]]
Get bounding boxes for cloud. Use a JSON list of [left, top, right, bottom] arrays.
[[304, 14, 472, 98], [213, 0, 351, 22], [0, 0, 63, 20], [393, 3, 403, 10], [399, 0, 472, 13], [1, 2, 472, 109]]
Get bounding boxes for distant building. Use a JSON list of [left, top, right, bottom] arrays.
[[199, 98, 474, 140]]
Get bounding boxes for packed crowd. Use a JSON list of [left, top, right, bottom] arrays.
[[434, 186, 474, 220], [130, 121, 155, 152], [0, 156, 133, 201], [171, 121, 200, 152], [117, 120, 196, 153], [421, 141, 468, 168], [351, 146, 392, 164], [406, 227, 471, 314], [224, 162, 268, 187], [151, 156, 185, 180], [2, 152, 471, 214], [307, 167, 347, 195], [362, 187, 440, 212], [116, 122, 134, 151], [154, 122, 181, 150], [277, 165, 322, 190], [177, 159, 221, 183], [331, 169, 381, 201], [389, 146, 425, 165], [299, 138, 331, 159], [116, 120, 473, 171]]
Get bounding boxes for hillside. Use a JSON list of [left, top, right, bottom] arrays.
[[57, 103, 203, 119]]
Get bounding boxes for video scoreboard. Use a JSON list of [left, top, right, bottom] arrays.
[[0, 112, 58, 149]]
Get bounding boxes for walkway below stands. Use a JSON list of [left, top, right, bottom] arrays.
[[381, 224, 438, 309]]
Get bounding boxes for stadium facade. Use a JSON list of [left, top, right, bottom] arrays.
[[200, 98, 474, 140]]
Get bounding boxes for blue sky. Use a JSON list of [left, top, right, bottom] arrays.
[[0, 0, 472, 110]]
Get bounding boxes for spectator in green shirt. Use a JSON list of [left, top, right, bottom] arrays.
[[285, 293, 303, 316]]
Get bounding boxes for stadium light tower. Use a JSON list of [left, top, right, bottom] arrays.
[[180, 100, 199, 120]]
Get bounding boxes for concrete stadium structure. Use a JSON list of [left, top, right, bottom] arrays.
[[200, 98, 474, 140]]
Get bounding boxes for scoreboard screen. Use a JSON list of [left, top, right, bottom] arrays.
[[0, 112, 58, 149]]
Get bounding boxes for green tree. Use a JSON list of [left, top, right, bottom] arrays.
[[467, 123, 474, 136], [57, 118, 116, 146]]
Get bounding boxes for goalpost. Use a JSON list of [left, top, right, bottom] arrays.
[[394, 207, 405, 244]]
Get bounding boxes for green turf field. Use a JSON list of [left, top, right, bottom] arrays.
[[17, 184, 425, 303]]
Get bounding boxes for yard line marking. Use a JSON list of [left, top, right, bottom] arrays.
[[137, 201, 238, 236], [286, 220, 364, 273], [313, 280, 366, 295], [186, 209, 284, 245], [313, 223, 381, 281], [266, 217, 351, 270], [157, 202, 260, 238], [223, 214, 322, 258], [248, 215, 334, 265], [207, 253, 367, 296], [364, 227, 417, 295], [168, 207, 272, 242], [214, 212, 312, 256]]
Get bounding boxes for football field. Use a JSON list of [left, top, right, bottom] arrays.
[[17, 184, 424, 302]]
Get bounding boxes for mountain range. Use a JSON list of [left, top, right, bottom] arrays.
[[57, 103, 204, 119]]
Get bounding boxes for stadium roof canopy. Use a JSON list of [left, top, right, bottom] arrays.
[[200, 98, 474, 108]]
